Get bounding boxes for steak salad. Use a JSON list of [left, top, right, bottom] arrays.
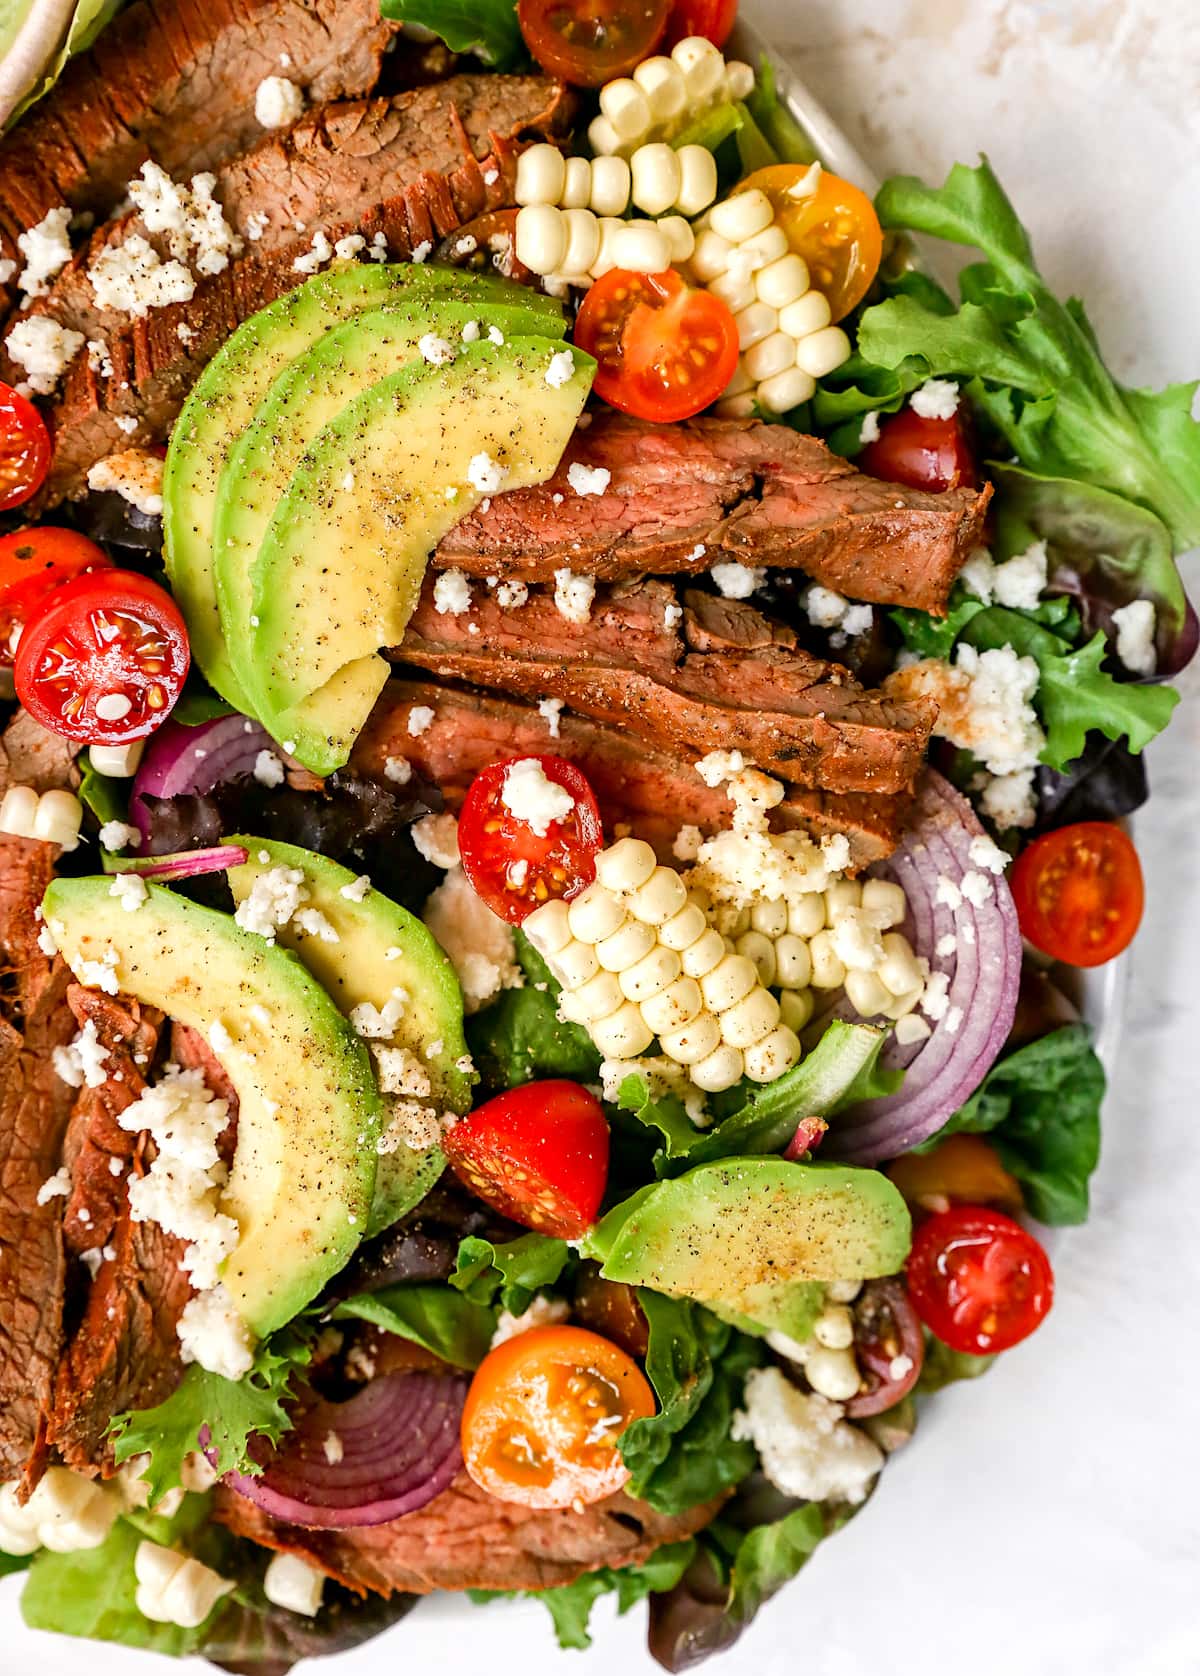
[[0, 0, 1194, 1667]]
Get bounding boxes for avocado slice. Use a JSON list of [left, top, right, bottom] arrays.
[[225, 836, 475, 1235], [248, 334, 593, 772], [583, 1160, 912, 1340], [42, 876, 383, 1339], [163, 262, 561, 713], [215, 294, 567, 713]]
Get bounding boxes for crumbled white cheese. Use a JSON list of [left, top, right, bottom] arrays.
[[829, 906, 884, 972], [233, 864, 308, 942], [244, 211, 269, 243], [339, 874, 371, 903], [963, 541, 1048, 610], [36, 1166, 72, 1205], [292, 230, 333, 275], [88, 233, 195, 318], [78, 948, 121, 995], [672, 824, 703, 862], [333, 233, 366, 261], [598, 1054, 708, 1127], [889, 643, 1045, 779], [406, 705, 435, 737], [433, 569, 472, 615], [293, 907, 340, 943], [663, 600, 684, 631], [501, 758, 574, 836], [686, 772, 841, 917], [52, 1018, 111, 1090], [411, 811, 460, 870], [373, 1046, 432, 1098], [804, 585, 850, 629], [960, 869, 993, 907], [461, 319, 481, 343], [253, 749, 285, 787], [86, 449, 165, 516], [859, 409, 881, 445], [177, 1285, 254, 1382], [487, 324, 504, 345], [86, 338, 114, 378], [967, 833, 1009, 875], [5, 316, 84, 393], [566, 461, 610, 498], [467, 451, 509, 494], [545, 349, 576, 388], [109, 872, 148, 913], [254, 75, 305, 129], [694, 749, 746, 788], [1111, 598, 1157, 676], [935, 875, 962, 911], [112, 415, 139, 436], [732, 1368, 883, 1505], [981, 768, 1038, 831], [491, 1295, 570, 1347], [538, 696, 564, 737], [419, 331, 456, 366], [710, 561, 765, 600], [841, 603, 874, 636], [0, 256, 15, 283], [17, 206, 73, 297], [99, 819, 141, 853], [921, 969, 951, 1023], [127, 165, 241, 279], [553, 569, 595, 625], [349, 988, 409, 1040], [384, 755, 412, 784], [423, 866, 521, 1014], [909, 378, 960, 421], [376, 1099, 443, 1154]]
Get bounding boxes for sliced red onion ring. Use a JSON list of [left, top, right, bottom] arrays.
[[224, 1371, 468, 1529], [130, 713, 274, 845], [107, 844, 249, 880], [825, 770, 1021, 1165]]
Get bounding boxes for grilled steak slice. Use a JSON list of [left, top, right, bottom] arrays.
[[0, 836, 77, 1487], [27, 76, 571, 348], [215, 1473, 720, 1595], [434, 412, 990, 615], [351, 680, 909, 869], [397, 578, 934, 795], [0, 0, 398, 322], [37, 76, 572, 505], [47, 992, 193, 1474]]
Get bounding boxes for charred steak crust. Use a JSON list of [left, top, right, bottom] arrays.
[[434, 412, 990, 615], [35, 74, 573, 506], [213, 1473, 723, 1596], [396, 578, 935, 795], [0, 0, 399, 324]]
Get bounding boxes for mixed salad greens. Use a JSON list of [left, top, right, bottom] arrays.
[[0, 0, 1195, 1669]]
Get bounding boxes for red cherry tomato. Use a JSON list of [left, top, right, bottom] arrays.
[[858, 405, 978, 493], [0, 381, 52, 513], [1010, 821, 1143, 968], [0, 528, 113, 666], [14, 569, 190, 744], [843, 1277, 924, 1418], [517, 0, 669, 86], [664, 0, 737, 48], [443, 1080, 611, 1239], [574, 269, 740, 424], [458, 753, 602, 925], [906, 1205, 1054, 1355]]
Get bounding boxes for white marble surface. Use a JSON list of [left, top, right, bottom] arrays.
[[4, 2, 1199, 1670]]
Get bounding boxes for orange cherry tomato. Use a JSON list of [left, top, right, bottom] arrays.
[[888, 1134, 1024, 1217], [462, 1325, 656, 1508], [1010, 821, 1143, 968], [517, 0, 669, 87], [0, 527, 113, 666], [0, 381, 52, 513], [573, 269, 740, 423], [736, 164, 883, 322]]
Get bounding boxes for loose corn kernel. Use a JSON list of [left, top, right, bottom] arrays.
[[735, 929, 777, 987], [0, 784, 38, 839], [813, 1304, 855, 1350], [861, 878, 908, 930], [699, 952, 757, 1012], [515, 143, 567, 207], [567, 882, 626, 944], [620, 943, 682, 1002], [680, 926, 727, 978], [778, 988, 814, 1033], [742, 1023, 802, 1082], [595, 916, 657, 972], [590, 1001, 655, 1059], [805, 1346, 861, 1402], [774, 932, 812, 990], [809, 929, 846, 989], [595, 836, 657, 893], [844, 969, 891, 1018], [658, 1010, 722, 1065], [719, 985, 780, 1048], [659, 900, 708, 951], [691, 1041, 745, 1092], [89, 740, 144, 776], [710, 189, 774, 244], [628, 865, 688, 926], [640, 976, 704, 1035], [882, 984, 925, 1021], [878, 931, 923, 996]]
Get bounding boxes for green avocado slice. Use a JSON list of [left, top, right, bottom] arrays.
[[225, 836, 476, 1235], [43, 875, 383, 1339], [248, 334, 593, 772]]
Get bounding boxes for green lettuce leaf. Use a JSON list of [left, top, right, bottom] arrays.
[[467, 934, 600, 1093], [450, 1231, 571, 1312], [855, 158, 1200, 552], [76, 748, 129, 826], [470, 1540, 697, 1651], [619, 1293, 762, 1514], [378, 0, 526, 68], [109, 1325, 315, 1505], [332, 1284, 496, 1369], [929, 1023, 1104, 1224]]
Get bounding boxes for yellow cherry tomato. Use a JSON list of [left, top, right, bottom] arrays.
[[736, 164, 883, 321]]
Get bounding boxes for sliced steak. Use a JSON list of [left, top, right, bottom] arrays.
[[0, 0, 399, 321], [214, 1473, 720, 1594], [0, 836, 76, 1486], [28, 75, 571, 348], [434, 412, 990, 615], [47, 992, 193, 1474], [37, 75, 572, 504], [0, 709, 79, 796], [397, 578, 934, 795], [350, 680, 909, 869]]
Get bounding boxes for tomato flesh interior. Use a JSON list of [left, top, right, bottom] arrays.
[[458, 753, 602, 924], [1010, 821, 1143, 968], [906, 1205, 1054, 1355], [0, 382, 52, 514], [859, 406, 978, 493], [574, 269, 740, 424], [517, 0, 669, 86]]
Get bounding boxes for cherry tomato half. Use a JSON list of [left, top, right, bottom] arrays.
[[517, 0, 669, 86], [574, 269, 739, 423], [664, 0, 737, 49], [736, 165, 883, 322], [906, 1205, 1054, 1355], [1010, 821, 1143, 968], [443, 1080, 610, 1239], [0, 528, 113, 666], [458, 753, 602, 924], [887, 1133, 1024, 1217], [0, 381, 52, 513], [858, 405, 978, 493], [462, 1325, 656, 1508], [844, 1277, 925, 1418], [14, 569, 191, 745]]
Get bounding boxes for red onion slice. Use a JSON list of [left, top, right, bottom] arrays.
[[130, 713, 274, 845], [225, 1371, 469, 1529], [107, 844, 249, 880], [825, 771, 1021, 1165]]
